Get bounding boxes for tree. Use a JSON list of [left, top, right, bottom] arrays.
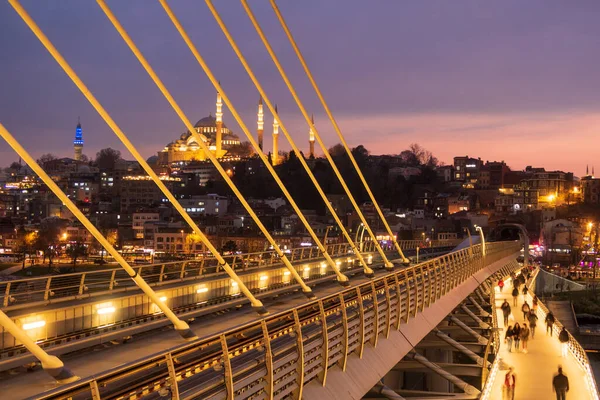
[[185, 233, 203, 255], [95, 148, 122, 170], [228, 141, 255, 158], [222, 240, 238, 253], [35, 217, 68, 269], [8, 161, 21, 171], [66, 242, 87, 267], [14, 230, 37, 270], [37, 153, 58, 168], [93, 229, 118, 262], [328, 143, 346, 157]]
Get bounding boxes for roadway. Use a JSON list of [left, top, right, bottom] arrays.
[[0, 260, 394, 400], [489, 282, 594, 400]]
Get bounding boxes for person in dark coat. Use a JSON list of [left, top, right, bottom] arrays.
[[546, 311, 556, 336], [552, 366, 569, 400], [505, 325, 514, 352], [527, 311, 538, 339], [512, 286, 519, 306], [559, 327, 570, 357], [501, 300, 512, 325], [513, 322, 522, 351], [521, 301, 531, 321]]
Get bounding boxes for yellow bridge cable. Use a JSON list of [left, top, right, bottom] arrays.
[[95, 0, 350, 288], [270, 0, 409, 263], [239, 0, 397, 269], [8, 0, 270, 315], [164, 0, 374, 278], [0, 120, 198, 340]]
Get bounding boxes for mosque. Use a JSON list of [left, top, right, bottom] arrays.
[[156, 90, 317, 167]]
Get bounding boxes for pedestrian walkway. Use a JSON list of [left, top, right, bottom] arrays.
[[489, 278, 595, 400]]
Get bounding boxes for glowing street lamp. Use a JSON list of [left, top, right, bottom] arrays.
[[474, 225, 486, 256]]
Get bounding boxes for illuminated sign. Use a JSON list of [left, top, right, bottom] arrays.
[[466, 164, 477, 168]]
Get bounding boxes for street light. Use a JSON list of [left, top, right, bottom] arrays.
[[474, 225, 486, 256], [180, 230, 184, 255], [465, 227, 473, 257]]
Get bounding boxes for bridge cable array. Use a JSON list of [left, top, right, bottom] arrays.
[[94, 0, 351, 289], [0, 0, 415, 384], [7, 0, 270, 320], [267, 0, 411, 263]]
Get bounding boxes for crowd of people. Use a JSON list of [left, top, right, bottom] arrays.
[[498, 268, 572, 399]]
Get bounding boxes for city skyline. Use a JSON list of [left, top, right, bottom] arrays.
[[1, 1, 599, 175]]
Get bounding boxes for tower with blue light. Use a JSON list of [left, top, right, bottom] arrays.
[[73, 118, 83, 161]]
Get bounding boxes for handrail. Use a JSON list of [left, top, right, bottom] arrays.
[[0, 240, 460, 311], [31, 241, 518, 400]]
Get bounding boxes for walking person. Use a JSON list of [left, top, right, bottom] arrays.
[[513, 322, 521, 352], [532, 295, 539, 313], [552, 366, 569, 400], [503, 366, 516, 400], [559, 327, 570, 357], [505, 325, 514, 352], [520, 323, 530, 353], [528, 310, 538, 339], [546, 311, 556, 336], [512, 286, 519, 306], [498, 278, 505, 292], [501, 300, 511, 325], [521, 301, 530, 321], [522, 284, 529, 301]]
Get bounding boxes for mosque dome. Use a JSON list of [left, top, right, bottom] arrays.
[[194, 114, 228, 130]]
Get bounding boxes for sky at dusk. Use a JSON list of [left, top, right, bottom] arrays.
[[1, 1, 599, 176]]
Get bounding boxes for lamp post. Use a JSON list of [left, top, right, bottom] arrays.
[[465, 227, 473, 257], [475, 225, 485, 257], [359, 225, 367, 252], [180, 230, 184, 255], [323, 225, 332, 250]]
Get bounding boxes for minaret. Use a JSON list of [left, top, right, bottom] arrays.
[[309, 113, 315, 158], [215, 87, 223, 157], [73, 118, 83, 161], [587, 164, 589, 176], [272, 105, 279, 166], [257, 96, 264, 152]]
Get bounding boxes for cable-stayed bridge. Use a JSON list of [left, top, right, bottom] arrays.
[[0, 1, 598, 399]]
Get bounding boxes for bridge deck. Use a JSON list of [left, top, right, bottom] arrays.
[[0, 269, 376, 400], [490, 284, 593, 400]]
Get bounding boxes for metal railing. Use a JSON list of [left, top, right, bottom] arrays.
[[33, 240, 518, 400], [0, 240, 460, 312]]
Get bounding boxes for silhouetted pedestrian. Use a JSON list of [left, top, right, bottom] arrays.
[[559, 327, 569, 357], [521, 301, 530, 321], [528, 311, 538, 339], [512, 287, 519, 306], [546, 311, 555, 336], [505, 325, 514, 352], [501, 300, 511, 325], [520, 323, 530, 353], [513, 322, 521, 351], [552, 366, 569, 400]]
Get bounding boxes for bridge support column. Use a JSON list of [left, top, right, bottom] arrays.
[[433, 329, 485, 366], [405, 351, 481, 396], [370, 382, 406, 400], [448, 316, 489, 345], [468, 296, 490, 317], [460, 304, 491, 329]]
